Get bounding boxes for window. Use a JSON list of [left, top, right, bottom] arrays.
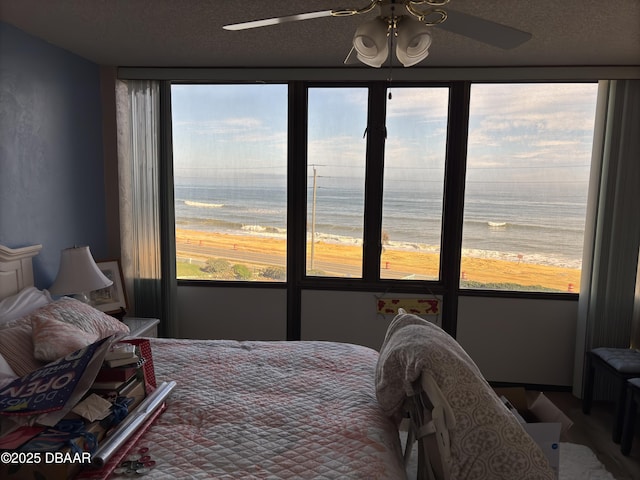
[[380, 87, 449, 280], [306, 87, 368, 278], [172, 84, 288, 281], [462, 83, 598, 293], [169, 80, 599, 296]]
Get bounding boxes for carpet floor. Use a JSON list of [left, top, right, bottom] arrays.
[[559, 442, 616, 480], [401, 439, 617, 479]]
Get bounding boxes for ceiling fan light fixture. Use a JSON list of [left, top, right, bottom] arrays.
[[395, 16, 432, 67], [353, 17, 389, 68]]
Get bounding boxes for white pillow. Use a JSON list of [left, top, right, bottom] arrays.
[[0, 352, 18, 389], [0, 287, 53, 327]]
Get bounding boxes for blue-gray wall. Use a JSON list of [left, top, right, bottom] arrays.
[[0, 22, 107, 288]]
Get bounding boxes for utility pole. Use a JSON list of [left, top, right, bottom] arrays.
[[310, 166, 317, 270]]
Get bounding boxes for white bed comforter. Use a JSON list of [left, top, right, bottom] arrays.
[[107, 338, 406, 479]]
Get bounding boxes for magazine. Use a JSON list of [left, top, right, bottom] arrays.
[[0, 335, 116, 436]]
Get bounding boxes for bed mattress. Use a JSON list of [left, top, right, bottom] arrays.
[[110, 338, 406, 479]]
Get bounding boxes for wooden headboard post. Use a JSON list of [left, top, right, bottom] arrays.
[[0, 244, 43, 300]]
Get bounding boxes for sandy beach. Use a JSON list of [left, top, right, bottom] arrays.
[[176, 228, 581, 292]]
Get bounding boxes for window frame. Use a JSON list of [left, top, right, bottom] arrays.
[[170, 81, 290, 285], [297, 81, 461, 293], [459, 80, 598, 297], [171, 80, 594, 307]]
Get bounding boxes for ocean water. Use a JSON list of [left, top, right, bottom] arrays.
[[175, 182, 586, 269]]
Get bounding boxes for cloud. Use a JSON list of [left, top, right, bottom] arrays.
[[172, 83, 598, 188], [467, 84, 598, 178], [308, 135, 366, 170], [223, 117, 263, 129], [469, 83, 598, 116], [386, 88, 449, 121], [176, 117, 264, 135]]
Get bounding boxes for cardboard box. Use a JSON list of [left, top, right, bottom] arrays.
[[494, 388, 573, 479]]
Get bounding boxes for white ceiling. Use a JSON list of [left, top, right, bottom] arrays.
[[1, 0, 639, 69]]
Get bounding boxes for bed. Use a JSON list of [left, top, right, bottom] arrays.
[[0, 244, 557, 480], [112, 338, 405, 478], [0, 244, 407, 479]]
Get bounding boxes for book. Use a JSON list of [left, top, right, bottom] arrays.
[[91, 375, 139, 397], [91, 378, 133, 391], [106, 355, 139, 368], [104, 343, 136, 362], [94, 363, 141, 384], [119, 377, 143, 397], [119, 380, 146, 411]]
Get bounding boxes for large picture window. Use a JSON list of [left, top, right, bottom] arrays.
[[169, 80, 599, 296], [461, 83, 598, 293], [172, 84, 288, 281]]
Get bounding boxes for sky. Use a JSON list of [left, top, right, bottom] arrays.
[[467, 83, 598, 189], [171, 84, 288, 185], [171, 82, 599, 194]]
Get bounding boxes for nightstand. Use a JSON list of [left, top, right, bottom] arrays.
[[123, 317, 160, 338]]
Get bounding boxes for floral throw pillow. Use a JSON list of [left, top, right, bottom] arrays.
[[31, 316, 98, 362], [26, 297, 129, 339]]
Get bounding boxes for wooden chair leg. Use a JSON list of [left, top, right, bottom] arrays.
[[621, 386, 637, 456], [613, 377, 629, 444]]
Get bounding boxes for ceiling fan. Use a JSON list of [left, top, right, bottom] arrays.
[[222, 0, 532, 68]]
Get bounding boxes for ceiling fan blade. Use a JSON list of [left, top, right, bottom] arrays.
[[436, 9, 532, 49], [223, 10, 334, 31]]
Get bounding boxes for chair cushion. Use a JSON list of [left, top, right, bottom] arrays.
[[592, 347, 640, 374], [628, 377, 640, 391]]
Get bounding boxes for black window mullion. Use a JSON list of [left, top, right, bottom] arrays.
[[440, 81, 471, 337], [287, 81, 308, 341], [159, 80, 178, 338], [362, 83, 388, 282]]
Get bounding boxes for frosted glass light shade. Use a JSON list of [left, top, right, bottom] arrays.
[[49, 246, 113, 297], [353, 17, 389, 68], [396, 16, 432, 67]]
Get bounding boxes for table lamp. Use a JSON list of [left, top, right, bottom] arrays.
[[49, 246, 113, 304]]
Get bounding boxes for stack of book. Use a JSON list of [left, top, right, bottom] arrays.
[[0, 338, 127, 479], [0, 338, 163, 480], [105, 342, 138, 367], [91, 343, 147, 409]]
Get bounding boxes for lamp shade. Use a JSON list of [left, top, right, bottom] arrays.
[[353, 17, 389, 68], [396, 16, 432, 67], [49, 246, 113, 296]]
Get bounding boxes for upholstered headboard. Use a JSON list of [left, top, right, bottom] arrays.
[[0, 244, 42, 301]]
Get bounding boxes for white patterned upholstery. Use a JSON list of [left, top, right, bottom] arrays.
[[376, 312, 554, 480]]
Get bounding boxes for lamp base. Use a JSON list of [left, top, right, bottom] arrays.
[[72, 292, 92, 304]]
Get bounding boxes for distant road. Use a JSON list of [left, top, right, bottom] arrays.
[[176, 241, 418, 279], [177, 242, 360, 277], [178, 242, 284, 267]]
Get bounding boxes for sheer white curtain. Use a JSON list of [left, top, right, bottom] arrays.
[[116, 79, 177, 337], [573, 79, 640, 398]]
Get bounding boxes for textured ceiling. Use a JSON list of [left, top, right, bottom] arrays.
[[1, 0, 639, 69]]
